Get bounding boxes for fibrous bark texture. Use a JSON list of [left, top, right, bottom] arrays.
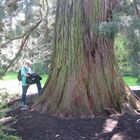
[[33, 0, 140, 118]]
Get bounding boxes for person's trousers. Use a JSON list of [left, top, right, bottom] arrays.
[[36, 81, 42, 95], [21, 82, 42, 105], [21, 86, 29, 105]]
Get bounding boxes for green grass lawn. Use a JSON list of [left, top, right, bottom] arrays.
[[1, 71, 139, 86], [123, 76, 139, 86], [1, 71, 48, 86], [2, 71, 17, 80]]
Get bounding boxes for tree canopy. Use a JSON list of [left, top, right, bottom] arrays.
[[0, 0, 56, 77]]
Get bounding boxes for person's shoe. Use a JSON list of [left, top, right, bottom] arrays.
[[20, 105, 29, 111]]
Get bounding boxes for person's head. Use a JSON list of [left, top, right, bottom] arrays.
[[24, 60, 32, 68]]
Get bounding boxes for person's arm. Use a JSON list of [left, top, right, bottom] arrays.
[[21, 67, 30, 77]]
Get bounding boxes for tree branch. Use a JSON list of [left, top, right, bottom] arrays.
[[0, 19, 42, 49], [0, 19, 42, 78]]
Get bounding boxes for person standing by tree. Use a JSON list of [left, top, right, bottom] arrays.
[[20, 60, 42, 109]]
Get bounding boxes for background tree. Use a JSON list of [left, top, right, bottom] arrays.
[[0, 0, 55, 77], [33, 0, 140, 117], [117, 0, 140, 78]]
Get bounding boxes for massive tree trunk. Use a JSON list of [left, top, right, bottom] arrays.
[[33, 0, 140, 117]]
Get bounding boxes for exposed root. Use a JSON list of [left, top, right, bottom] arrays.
[[104, 108, 119, 115], [121, 102, 138, 115]]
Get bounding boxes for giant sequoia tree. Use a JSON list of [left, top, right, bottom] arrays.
[[33, 0, 140, 117]]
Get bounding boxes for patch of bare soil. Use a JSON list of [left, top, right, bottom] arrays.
[[2, 95, 140, 140]]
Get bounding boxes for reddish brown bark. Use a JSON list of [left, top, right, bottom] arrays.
[[33, 0, 140, 118]]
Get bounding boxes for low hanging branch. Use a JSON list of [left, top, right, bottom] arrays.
[[0, 19, 42, 78], [0, 20, 43, 49]]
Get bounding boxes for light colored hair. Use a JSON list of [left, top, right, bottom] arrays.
[[24, 60, 32, 65]]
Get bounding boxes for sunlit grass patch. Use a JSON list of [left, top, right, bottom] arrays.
[[2, 71, 17, 81], [1, 71, 139, 86], [123, 76, 139, 86]]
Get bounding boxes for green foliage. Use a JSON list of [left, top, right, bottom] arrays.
[[99, 22, 118, 37], [0, 121, 21, 140], [114, 34, 131, 74], [92, 21, 118, 38], [31, 61, 47, 75], [114, 16, 140, 76], [0, 131, 21, 140], [131, 17, 140, 30], [91, 9, 140, 43]]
